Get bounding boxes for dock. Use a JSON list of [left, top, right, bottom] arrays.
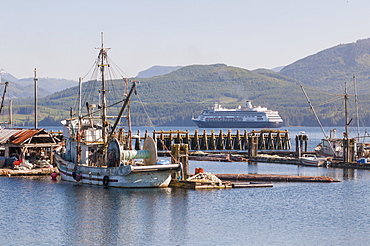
[[169, 179, 273, 189], [136, 129, 295, 151]]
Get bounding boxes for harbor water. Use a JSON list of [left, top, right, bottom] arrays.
[[1, 127, 370, 245]]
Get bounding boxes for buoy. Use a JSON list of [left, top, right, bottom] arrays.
[[103, 175, 110, 186], [51, 172, 58, 181], [195, 168, 204, 174], [76, 174, 82, 182]]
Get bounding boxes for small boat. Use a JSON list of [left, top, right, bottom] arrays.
[[314, 129, 344, 158], [56, 34, 181, 188], [299, 154, 330, 167]]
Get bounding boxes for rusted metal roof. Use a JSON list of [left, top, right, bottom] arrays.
[[0, 129, 24, 144], [0, 128, 60, 145]]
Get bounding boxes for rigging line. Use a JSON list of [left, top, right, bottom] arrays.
[[313, 96, 342, 108], [81, 60, 99, 81], [107, 57, 130, 78], [135, 91, 176, 158], [301, 85, 337, 96], [135, 91, 155, 129], [79, 99, 126, 119], [83, 64, 101, 107], [104, 67, 121, 108]]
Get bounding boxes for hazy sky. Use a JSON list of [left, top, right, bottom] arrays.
[[1, 0, 370, 80]]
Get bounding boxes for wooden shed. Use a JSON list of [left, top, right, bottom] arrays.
[[0, 128, 61, 165]]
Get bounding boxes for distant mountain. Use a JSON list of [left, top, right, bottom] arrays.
[[280, 38, 370, 93], [17, 77, 77, 94], [4, 82, 51, 99], [136, 65, 182, 78], [271, 66, 285, 72], [0, 70, 18, 83], [0, 69, 77, 98]]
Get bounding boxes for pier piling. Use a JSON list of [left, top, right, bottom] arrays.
[[147, 129, 291, 153]]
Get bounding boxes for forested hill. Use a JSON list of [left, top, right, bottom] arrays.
[[21, 63, 340, 127], [280, 38, 370, 94]]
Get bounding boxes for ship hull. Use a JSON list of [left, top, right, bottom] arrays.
[[55, 154, 181, 188], [192, 120, 281, 128]]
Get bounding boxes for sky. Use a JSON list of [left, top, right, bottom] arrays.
[[1, 0, 370, 80]]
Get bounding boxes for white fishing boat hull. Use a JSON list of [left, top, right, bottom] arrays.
[[299, 155, 328, 167], [55, 154, 181, 188]]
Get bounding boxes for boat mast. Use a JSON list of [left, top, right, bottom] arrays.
[[125, 78, 132, 149], [344, 82, 350, 163], [100, 82, 137, 152], [353, 75, 360, 140], [98, 32, 110, 142], [8, 99, 12, 128], [344, 82, 349, 139], [0, 82, 9, 115], [78, 77, 82, 128]]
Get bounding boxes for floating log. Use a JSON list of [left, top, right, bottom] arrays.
[[215, 173, 341, 182], [232, 182, 273, 188], [0, 167, 59, 176]]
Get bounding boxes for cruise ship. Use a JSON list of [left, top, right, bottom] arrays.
[[192, 101, 283, 128]]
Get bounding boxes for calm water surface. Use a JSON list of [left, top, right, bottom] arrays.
[[1, 127, 370, 245]]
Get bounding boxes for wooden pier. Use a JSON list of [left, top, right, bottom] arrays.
[[134, 129, 297, 152]]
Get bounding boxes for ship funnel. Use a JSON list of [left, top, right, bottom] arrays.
[[246, 101, 252, 108]]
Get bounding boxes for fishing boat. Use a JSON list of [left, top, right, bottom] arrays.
[[314, 129, 344, 158], [301, 80, 370, 162], [55, 34, 181, 188], [299, 154, 330, 167], [192, 101, 283, 128]]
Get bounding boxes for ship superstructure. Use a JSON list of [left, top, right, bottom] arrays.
[[192, 101, 283, 128]]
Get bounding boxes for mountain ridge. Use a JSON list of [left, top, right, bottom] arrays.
[[3, 37, 370, 127]]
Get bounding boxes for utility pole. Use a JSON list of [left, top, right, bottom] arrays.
[[34, 68, 38, 129], [9, 99, 12, 128]]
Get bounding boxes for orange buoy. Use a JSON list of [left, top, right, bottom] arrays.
[[195, 168, 204, 174]]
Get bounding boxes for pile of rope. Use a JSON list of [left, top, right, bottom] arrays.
[[186, 172, 222, 186]]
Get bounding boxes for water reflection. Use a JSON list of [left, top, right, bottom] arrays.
[[247, 161, 258, 174], [169, 188, 189, 245], [56, 182, 190, 245]]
